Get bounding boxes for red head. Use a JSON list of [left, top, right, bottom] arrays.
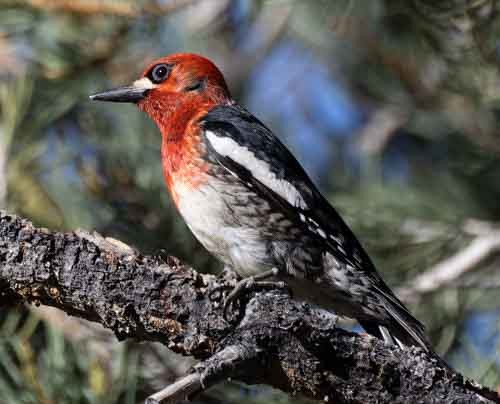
[[90, 53, 232, 201], [90, 53, 231, 140]]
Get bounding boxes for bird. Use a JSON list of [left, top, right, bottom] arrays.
[[90, 53, 433, 353]]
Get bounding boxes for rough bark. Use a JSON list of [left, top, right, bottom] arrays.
[[0, 211, 498, 404]]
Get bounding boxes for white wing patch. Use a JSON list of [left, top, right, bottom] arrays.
[[206, 131, 308, 209]]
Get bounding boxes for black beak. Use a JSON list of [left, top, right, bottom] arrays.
[[89, 85, 148, 103]]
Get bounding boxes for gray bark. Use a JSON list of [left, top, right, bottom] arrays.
[[0, 211, 498, 403]]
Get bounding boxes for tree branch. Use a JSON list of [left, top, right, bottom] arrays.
[[0, 211, 497, 403]]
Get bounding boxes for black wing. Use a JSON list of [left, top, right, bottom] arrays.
[[201, 104, 380, 278], [201, 104, 431, 352]]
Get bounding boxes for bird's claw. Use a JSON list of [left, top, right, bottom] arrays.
[[207, 267, 241, 302], [222, 277, 254, 322], [222, 278, 291, 323]]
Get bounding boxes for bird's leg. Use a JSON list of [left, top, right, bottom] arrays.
[[220, 265, 241, 283], [208, 265, 241, 304], [223, 268, 290, 322]]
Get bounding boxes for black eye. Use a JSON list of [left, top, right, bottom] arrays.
[[149, 64, 171, 84]]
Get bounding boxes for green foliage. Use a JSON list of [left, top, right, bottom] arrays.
[[0, 309, 141, 404]]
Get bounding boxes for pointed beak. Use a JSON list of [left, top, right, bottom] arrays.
[[89, 85, 149, 103]]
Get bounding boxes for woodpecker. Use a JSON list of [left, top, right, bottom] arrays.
[[90, 53, 432, 352]]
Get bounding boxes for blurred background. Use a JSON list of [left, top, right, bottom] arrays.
[[1, 0, 500, 402]]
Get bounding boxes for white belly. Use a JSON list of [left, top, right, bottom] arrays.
[[173, 180, 269, 277]]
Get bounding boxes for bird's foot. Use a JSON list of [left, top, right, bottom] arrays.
[[220, 265, 241, 283], [222, 268, 290, 322], [207, 266, 241, 303]]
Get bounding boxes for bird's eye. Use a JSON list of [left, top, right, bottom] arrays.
[[149, 64, 171, 84]]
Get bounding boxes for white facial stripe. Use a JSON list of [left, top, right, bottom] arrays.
[[206, 131, 308, 209], [133, 77, 157, 90]]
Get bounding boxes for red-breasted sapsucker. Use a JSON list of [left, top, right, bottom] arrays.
[[90, 53, 432, 352]]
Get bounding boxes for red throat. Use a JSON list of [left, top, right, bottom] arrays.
[[139, 98, 216, 206], [135, 53, 232, 206]]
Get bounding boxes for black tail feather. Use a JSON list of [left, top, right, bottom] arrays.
[[359, 318, 430, 351], [359, 318, 451, 369]]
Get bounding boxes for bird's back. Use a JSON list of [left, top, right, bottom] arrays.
[[198, 104, 432, 352]]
